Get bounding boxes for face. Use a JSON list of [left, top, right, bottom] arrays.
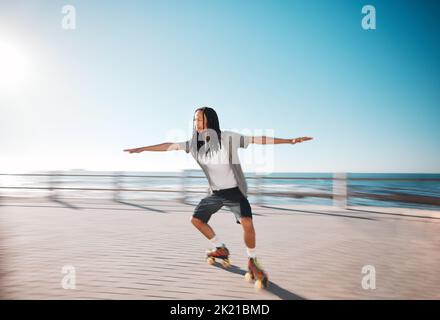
[[194, 110, 208, 133]]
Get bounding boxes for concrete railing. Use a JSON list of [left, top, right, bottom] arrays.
[[0, 171, 439, 208]]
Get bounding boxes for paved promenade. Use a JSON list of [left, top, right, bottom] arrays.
[[1, 197, 439, 299]]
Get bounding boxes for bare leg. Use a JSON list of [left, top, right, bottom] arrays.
[[191, 217, 216, 240], [240, 217, 256, 248]]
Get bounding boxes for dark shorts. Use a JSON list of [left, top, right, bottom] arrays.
[[193, 187, 252, 224]]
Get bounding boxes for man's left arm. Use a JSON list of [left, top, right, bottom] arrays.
[[248, 136, 313, 145]]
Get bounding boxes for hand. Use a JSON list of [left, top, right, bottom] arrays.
[[123, 147, 144, 153], [291, 137, 313, 144]]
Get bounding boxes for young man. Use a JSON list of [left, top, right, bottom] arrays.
[[124, 106, 313, 288]]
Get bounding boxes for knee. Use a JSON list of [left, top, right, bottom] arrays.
[[191, 216, 204, 227], [240, 217, 253, 229]]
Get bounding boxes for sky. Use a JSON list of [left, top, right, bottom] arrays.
[[0, 0, 439, 173]]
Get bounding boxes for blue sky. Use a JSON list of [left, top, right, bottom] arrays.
[[0, 0, 439, 173]]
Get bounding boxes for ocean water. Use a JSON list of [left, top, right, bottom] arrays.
[[1, 171, 439, 210]]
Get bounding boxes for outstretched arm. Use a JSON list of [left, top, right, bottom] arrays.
[[249, 136, 313, 145], [123, 142, 185, 153]]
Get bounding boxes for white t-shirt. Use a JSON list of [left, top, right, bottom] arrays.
[[177, 130, 252, 195], [197, 144, 238, 191]]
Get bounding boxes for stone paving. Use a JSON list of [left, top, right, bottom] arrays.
[[1, 197, 439, 299]]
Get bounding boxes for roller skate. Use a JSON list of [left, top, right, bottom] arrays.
[[244, 257, 269, 290], [206, 245, 231, 268]]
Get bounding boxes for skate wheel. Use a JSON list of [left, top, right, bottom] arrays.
[[244, 272, 254, 283], [254, 277, 269, 290], [254, 279, 264, 290], [221, 259, 231, 268], [206, 257, 215, 265]]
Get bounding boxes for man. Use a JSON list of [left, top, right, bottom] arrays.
[[124, 106, 313, 288]]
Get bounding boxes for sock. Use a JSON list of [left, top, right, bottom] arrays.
[[247, 247, 257, 259], [209, 236, 224, 248]]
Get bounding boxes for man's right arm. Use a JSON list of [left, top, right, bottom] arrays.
[[124, 141, 188, 153]]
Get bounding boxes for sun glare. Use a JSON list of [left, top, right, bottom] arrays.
[[0, 40, 31, 90]]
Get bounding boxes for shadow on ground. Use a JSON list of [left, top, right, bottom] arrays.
[[347, 208, 440, 220], [212, 262, 305, 300], [261, 205, 376, 221]]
